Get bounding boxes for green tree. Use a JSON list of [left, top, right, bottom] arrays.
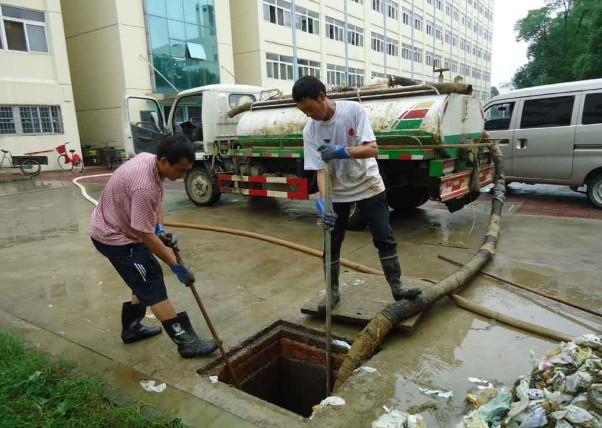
[[490, 86, 500, 97], [513, 0, 602, 88]]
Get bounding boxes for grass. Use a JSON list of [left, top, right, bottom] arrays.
[[0, 331, 186, 428]]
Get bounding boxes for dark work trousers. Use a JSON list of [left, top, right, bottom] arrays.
[[327, 191, 397, 262]]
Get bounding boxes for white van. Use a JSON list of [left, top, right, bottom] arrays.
[[484, 79, 602, 208]]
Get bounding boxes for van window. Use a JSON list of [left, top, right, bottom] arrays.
[[582, 93, 602, 125], [484, 102, 515, 130], [229, 94, 256, 109], [520, 96, 574, 129]]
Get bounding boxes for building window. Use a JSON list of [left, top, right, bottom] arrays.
[[371, 32, 384, 52], [436, 0, 443, 11], [452, 34, 458, 47], [426, 53, 433, 66], [426, 21, 433, 36], [445, 2, 452, 16], [327, 65, 363, 87], [0, 4, 48, 52], [386, 1, 398, 19], [444, 30, 451, 44], [450, 60, 458, 73], [414, 15, 423, 31], [386, 37, 398, 56], [350, 0, 362, 3], [266, 53, 294, 80], [347, 23, 363, 47], [402, 43, 412, 60], [372, 71, 386, 79], [0, 105, 63, 135], [263, 0, 291, 27], [372, 0, 384, 14], [402, 8, 411, 25], [453, 7, 459, 21], [413, 46, 423, 63], [0, 106, 15, 134], [297, 58, 321, 79], [465, 41, 471, 54], [433, 54, 442, 69], [435, 25, 443, 42], [325, 16, 344, 41], [295, 6, 319, 34]]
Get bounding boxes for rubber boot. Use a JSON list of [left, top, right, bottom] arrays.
[[380, 255, 422, 300], [318, 261, 341, 313], [162, 311, 218, 358], [121, 301, 162, 344]]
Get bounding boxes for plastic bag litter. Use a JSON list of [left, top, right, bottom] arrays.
[[354, 366, 378, 374], [139, 380, 166, 393], [418, 387, 453, 400], [477, 391, 511, 427], [332, 339, 352, 351], [209, 375, 218, 384], [372, 408, 426, 428], [458, 334, 602, 428], [311, 395, 345, 414]]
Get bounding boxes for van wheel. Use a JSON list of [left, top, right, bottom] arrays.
[[586, 173, 602, 209], [185, 167, 221, 206]]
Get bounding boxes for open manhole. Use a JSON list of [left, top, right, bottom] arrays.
[[197, 320, 350, 418]]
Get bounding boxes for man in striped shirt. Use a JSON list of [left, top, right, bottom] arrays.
[[90, 135, 217, 358]]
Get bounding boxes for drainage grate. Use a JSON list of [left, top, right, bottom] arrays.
[[197, 320, 350, 418]]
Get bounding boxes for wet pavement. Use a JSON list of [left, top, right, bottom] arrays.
[[0, 175, 600, 427]]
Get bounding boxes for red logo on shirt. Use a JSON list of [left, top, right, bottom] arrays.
[[348, 128, 355, 137]]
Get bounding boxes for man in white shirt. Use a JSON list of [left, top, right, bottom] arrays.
[[292, 76, 422, 312]]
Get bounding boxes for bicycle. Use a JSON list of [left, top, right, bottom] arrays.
[[56, 142, 85, 172], [0, 149, 41, 176]]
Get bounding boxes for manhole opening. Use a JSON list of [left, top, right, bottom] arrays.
[[198, 321, 349, 418]]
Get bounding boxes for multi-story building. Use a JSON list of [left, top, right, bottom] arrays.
[[0, 0, 81, 170], [231, 0, 493, 103], [60, 0, 234, 150]]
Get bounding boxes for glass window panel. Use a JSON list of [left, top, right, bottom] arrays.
[[39, 106, 53, 132], [1, 5, 44, 22], [145, 0, 166, 17], [582, 93, 602, 125], [485, 102, 514, 131], [148, 16, 169, 54], [521, 96, 575, 129], [186, 42, 206, 60], [51, 106, 63, 133], [170, 40, 186, 58], [183, 0, 202, 24], [20, 106, 41, 133], [0, 106, 16, 134], [26, 24, 48, 52], [4, 20, 27, 51], [168, 19, 186, 40], [167, 0, 184, 21], [185, 23, 200, 42], [266, 62, 274, 78]]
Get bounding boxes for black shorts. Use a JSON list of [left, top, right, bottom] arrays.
[[92, 238, 168, 306]]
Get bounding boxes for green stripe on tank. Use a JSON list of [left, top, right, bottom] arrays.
[[394, 119, 423, 130]]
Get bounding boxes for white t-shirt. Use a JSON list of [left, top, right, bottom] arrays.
[[303, 100, 385, 203]]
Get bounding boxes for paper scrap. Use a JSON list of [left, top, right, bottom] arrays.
[[139, 380, 166, 393]]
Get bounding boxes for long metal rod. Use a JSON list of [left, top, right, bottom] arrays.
[[323, 146, 334, 396], [174, 247, 241, 388]]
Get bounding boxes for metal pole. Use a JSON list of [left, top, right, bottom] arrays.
[[344, 0, 349, 84], [291, 0, 299, 80], [323, 140, 334, 396]]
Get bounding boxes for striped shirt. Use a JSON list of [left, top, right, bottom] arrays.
[[90, 153, 164, 245]]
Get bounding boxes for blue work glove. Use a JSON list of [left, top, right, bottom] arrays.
[[170, 263, 195, 287], [317, 144, 351, 162], [315, 197, 337, 229], [155, 223, 178, 249]]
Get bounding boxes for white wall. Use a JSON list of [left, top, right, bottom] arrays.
[[0, 0, 81, 171]]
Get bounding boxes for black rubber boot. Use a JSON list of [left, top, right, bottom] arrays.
[[121, 302, 162, 344], [380, 255, 422, 301], [318, 261, 341, 313], [162, 312, 218, 358]]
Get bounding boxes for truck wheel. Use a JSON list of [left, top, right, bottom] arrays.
[[587, 173, 602, 209], [185, 167, 221, 206], [347, 202, 367, 230], [386, 187, 430, 212]]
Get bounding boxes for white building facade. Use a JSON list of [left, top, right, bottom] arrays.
[[231, 0, 493, 102], [0, 0, 81, 171]]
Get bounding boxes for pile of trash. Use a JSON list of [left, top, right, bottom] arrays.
[[459, 334, 601, 427]]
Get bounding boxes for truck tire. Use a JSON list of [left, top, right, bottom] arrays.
[[347, 202, 367, 230], [586, 173, 602, 209], [185, 167, 221, 206], [386, 187, 430, 212]]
